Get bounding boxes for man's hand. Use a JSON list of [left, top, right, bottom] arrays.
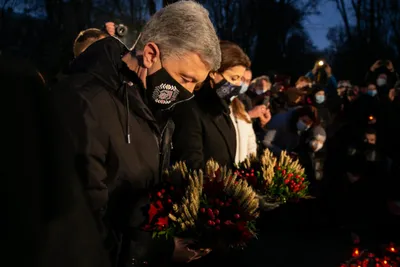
[[172, 237, 211, 263], [105, 22, 116, 36], [389, 88, 396, 102], [325, 64, 332, 77], [370, 60, 381, 72], [259, 108, 271, 127], [248, 105, 266, 119], [387, 60, 394, 72]]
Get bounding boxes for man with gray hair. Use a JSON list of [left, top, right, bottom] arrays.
[[47, 1, 220, 267]]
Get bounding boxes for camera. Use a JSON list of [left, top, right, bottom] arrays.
[[104, 22, 141, 50], [317, 60, 324, 67], [380, 59, 388, 66], [115, 24, 128, 37]]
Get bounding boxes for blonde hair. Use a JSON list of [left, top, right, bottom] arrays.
[[73, 28, 107, 57], [231, 98, 251, 123], [295, 76, 311, 86]]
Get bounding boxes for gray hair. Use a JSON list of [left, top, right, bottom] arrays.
[[248, 75, 270, 91], [136, 0, 221, 70], [251, 75, 270, 85]]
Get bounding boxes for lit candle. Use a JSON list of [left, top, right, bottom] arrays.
[[353, 248, 360, 257]]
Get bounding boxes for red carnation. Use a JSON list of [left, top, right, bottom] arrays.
[[155, 216, 169, 229], [148, 203, 159, 223]]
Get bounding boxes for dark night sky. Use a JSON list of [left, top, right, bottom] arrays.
[[304, 1, 344, 50], [15, 0, 345, 51]]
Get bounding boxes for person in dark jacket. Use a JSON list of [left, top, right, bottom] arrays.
[[49, 2, 221, 267], [262, 106, 318, 156], [172, 40, 251, 170], [308, 84, 332, 131], [2, 55, 106, 267], [295, 125, 327, 197], [365, 60, 399, 97]]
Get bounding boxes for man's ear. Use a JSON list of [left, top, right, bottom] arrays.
[[209, 71, 217, 80], [142, 42, 160, 68], [208, 71, 218, 87]]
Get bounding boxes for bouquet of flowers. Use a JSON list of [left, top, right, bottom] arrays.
[[142, 160, 260, 248], [234, 149, 311, 210]]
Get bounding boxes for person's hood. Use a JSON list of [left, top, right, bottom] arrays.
[[67, 37, 150, 145], [311, 84, 325, 96], [68, 37, 130, 91]]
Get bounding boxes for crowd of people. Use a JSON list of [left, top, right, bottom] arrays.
[[6, 1, 400, 267]]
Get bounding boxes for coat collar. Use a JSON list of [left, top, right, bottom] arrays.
[[196, 82, 236, 163]]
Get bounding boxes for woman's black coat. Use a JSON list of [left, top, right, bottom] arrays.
[[171, 82, 237, 169]]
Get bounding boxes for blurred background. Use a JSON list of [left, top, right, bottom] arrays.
[[1, 0, 399, 83]]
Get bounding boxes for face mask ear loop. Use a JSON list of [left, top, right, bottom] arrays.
[[157, 47, 164, 69]]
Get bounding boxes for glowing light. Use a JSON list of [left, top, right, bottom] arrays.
[[353, 248, 360, 257], [318, 60, 324, 66]]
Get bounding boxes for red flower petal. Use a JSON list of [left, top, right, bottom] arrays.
[[155, 216, 169, 227], [148, 203, 159, 223]]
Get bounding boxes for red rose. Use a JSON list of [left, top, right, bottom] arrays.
[[157, 200, 164, 207], [155, 216, 169, 228], [148, 203, 159, 223]]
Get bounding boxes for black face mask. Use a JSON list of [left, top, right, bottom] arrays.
[[146, 67, 193, 111], [214, 78, 241, 103]]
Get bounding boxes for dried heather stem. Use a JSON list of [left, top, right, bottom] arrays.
[[247, 198, 259, 215], [239, 185, 253, 206], [168, 214, 178, 221]]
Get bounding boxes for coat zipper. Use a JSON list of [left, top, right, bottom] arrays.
[[157, 94, 195, 171]]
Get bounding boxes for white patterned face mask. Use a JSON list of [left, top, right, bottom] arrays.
[[215, 78, 241, 103], [146, 65, 193, 110]]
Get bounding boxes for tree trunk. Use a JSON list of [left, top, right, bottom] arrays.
[[335, 0, 352, 40], [351, 0, 362, 37], [369, 0, 375, 43], [148, 0, 156, 15]]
